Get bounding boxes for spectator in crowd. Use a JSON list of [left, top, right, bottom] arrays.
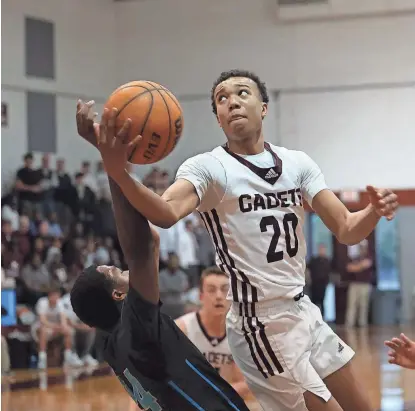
[[159, 252, 190, 319], [13, 215, 32, 261], [193, 213, 216, 272], [38, 153, 55, 215], [48, 212, 63, 238], [15, 153, 43, 213], [31, 288, 83, 369], [21, 253, 51, 306], [177, 219, 200, 287], [1, 336, 11, 376], [73, 172, 96, 234], [80, 161, 98, 195], [307, 244, 332, 319], [1, 195, 19, 231], [2, 220, 13, 251], [346, 240, 374, 328]]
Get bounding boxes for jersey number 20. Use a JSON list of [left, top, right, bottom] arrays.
[[260, 213, 299, 263]]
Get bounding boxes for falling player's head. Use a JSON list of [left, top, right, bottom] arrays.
[[211, 69, 269, 142], [70, 264, 129, 331], [199, 267, 230, 316]]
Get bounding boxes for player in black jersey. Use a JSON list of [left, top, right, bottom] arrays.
[[70, 101, 250, 411]]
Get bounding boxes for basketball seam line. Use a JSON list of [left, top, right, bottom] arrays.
[[126, 86, 156, 163], [144, 82, 173, 161]]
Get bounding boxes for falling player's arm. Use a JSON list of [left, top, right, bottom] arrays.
[[113, 153, 226, 229], [108, 177, 160, 304], [298, 152, 382, 245]]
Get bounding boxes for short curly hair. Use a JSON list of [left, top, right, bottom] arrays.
[[211, 69, 269, 115], [70, 265, 120, 331]]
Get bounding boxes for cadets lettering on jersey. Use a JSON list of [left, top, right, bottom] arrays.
[[203, 352, 234, 367], [239, 188, 303, 213]]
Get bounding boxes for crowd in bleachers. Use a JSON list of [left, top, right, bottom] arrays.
[[1, 152, 216, 373]]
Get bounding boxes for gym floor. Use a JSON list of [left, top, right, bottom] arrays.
[[2, 326, 415, 411]]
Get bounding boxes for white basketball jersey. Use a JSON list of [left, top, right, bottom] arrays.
[[176, 143, 327, 306], [179, 311, 234, 376]]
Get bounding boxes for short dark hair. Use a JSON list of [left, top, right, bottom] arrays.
[[211, 69, 269, 115], [199, 266, 227, 291], [24, 153, 33, 161], [70, 265, 120, 331]]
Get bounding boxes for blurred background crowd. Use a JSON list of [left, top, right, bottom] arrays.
[[1, 152, 216, 372]]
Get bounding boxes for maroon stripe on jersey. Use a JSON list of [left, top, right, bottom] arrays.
[[199, 212, 239, 302], [241, 317, 268, 379], [210, 209, 259, 307], [245, 317, 275, 377], [250, 305, 284, 374]]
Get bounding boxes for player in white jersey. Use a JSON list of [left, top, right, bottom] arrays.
[[176, 266, 250, 400], [78, 69, 398, 411]]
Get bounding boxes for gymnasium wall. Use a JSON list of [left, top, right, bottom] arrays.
[[115, 0, 415, 188], [1, 0, 117, 189]]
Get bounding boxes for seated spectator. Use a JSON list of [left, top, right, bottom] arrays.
[[46, 247, 68, 289], [1, 336, 10, 375], [20, 253, 51, 305], [31, 288, 83, 369], [1, 195, 19, 232], [159, 252, 190, 319], [60, 291, 99, 367], [33, 237, 47, 262], [48, 212, 63, 238], [1, 220, 13, 251], [13, 215, 32, 259], [29, 209, 44, 236]]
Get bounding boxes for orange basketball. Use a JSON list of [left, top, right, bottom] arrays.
[[104, 81, 184, 164]]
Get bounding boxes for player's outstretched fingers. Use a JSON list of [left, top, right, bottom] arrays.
[[107, 108, 118, 147], [99, 108, 111, 145], [116, 118, 132, 145]]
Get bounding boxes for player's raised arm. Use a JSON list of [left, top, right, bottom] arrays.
[[114, 170, 199, 228], [297, 151, 398, 245], [76, 101, 216, 228]]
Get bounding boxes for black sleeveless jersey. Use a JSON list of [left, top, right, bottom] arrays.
[[102, 286, 250, 411]]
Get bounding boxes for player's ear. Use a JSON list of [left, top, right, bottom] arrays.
[[112, 290, 126, 301], [261, 103, 268, 120]]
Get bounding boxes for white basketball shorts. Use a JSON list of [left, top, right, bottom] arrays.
[[226, 294, 355, 411]]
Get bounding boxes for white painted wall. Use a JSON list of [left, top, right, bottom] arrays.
[[2, 0, 415, 189], [1, 0, 116, 188], [279, 86, 415, 190], [115, 0, 415, 187]]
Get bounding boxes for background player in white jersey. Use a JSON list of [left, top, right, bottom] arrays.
[[81, 69, 398, 411], [176, 266, 250, 399]]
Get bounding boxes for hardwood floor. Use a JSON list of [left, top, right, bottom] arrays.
[[2, 326, 415, 411]]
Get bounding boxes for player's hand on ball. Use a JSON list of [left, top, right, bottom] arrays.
[[366, 185, 398, 221], [98, 107, 141, 179], [385, 334, 415, 369], [76, 99, 99, 147]]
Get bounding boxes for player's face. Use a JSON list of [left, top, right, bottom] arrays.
[[97, 265, 129, 300], [200, 275, 230, 316], [214, 77, 267, 142]]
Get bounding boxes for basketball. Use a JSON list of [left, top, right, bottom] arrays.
[[104, 81, 184, 164]]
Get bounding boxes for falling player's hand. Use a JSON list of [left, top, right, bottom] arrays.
[[384, 333, 415, 369], [366, 185, 398, 221], [98, 107, 141, 180], [76, 99, 99, 147]]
